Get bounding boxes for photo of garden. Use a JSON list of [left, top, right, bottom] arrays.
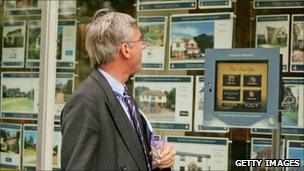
[[2, 77, 37, 114]]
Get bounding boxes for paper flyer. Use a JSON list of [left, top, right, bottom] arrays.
[[134, 76, 193, 131], [256, 15, 290, 72], [286, 140, 304, 171], [1, 72, 39, 120], [290, 14, 304, 72], [57, 20, 77, 69], [138, 16, 167, 70], [166, 136, 229, 170], [0, 123, 21, 170], [2, 21, 26, 68], [169, 13, 234, 70]]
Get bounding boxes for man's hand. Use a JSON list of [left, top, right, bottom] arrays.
[[152, 143, 176, 169]]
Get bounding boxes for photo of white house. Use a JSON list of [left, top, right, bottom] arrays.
[[139, 90, 167, 113], [135, 86, 176, 122]]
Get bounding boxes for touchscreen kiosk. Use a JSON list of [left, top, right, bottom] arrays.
[[204, 48, 280, 128]]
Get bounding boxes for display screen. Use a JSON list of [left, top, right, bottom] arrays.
[[215, 61, 268, 112]]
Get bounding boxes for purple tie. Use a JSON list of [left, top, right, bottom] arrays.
[[121, 85, 151, 171]]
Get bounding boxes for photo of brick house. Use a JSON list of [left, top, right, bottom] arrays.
[[170, 21, 214, 61], [171, 38, 201, 60]]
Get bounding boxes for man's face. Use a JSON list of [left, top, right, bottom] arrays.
[[128, 28, 146, 74]]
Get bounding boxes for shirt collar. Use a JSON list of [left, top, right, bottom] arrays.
[[98, 68, 124, 96], [98, 69, 153, 133]]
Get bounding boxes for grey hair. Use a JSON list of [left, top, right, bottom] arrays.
[[85, 8, 138, 68]]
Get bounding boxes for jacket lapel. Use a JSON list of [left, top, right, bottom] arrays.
[[90, 70, 147, 170]]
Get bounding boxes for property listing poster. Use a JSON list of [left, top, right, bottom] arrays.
[[23, 125, 37, 170], [253, 0, 304, 9], [256, 15, 290, 72], [138, 16, 167, 70], [23, 125, 61, 170], [282, 77, 304, 129], [57, 20, 77, 69], [137, 0, 197, 11], [58, 0, 77, 14], [1, 72, 39, 120], [251, 138, 285, 171], [4, 0, 76, 16], [290, 14, 304, 72], [2, 21, 26, 68], [55, 73, 74, 121], [199, 0, 232, 9], [0, 123, 21, 170], [166, 136, 229, 171], [252, 77, 304, 136], [169, 13, 234, 70], [26, 20, 41, 68], [4, 0, 42, 16], [286, 140, 304, 171], [52, 126, 62, 170], [133, 76, 193, 131], [194, 76, 229, 132]]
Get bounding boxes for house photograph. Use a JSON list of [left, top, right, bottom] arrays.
[[52, 131, 61, 168], [3, 28, 24, 48], [251, 139, 285, 171], [27, 22, 41, 60], [23, 128, 37, 166], [256, 15, 289, 71], [0, 127, 20, 154], [135, 85, 176, 122], [291, 20, 304, 63], [5, 0, 39, 9], [282, 85, 301, 127], [55, 77, 73, 105], [55, 75, 74, 117], [56, 27, 63, 60], [170, 21, 214, 61], [175, 151, 210, 171], [257, 25, 288, 49]]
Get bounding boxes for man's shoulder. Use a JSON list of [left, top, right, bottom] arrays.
[[71, 72, 107, 101], [77, 74, 100, 92]]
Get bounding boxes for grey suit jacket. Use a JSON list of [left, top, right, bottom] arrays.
[[61, 69, 150, 171]]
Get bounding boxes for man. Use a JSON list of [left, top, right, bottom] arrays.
[[61, 8, 176, 171]]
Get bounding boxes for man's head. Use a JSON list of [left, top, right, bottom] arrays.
[[85, 8, 145, 72]]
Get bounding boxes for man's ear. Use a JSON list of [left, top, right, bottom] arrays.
[[120, 43, 131, 59]]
